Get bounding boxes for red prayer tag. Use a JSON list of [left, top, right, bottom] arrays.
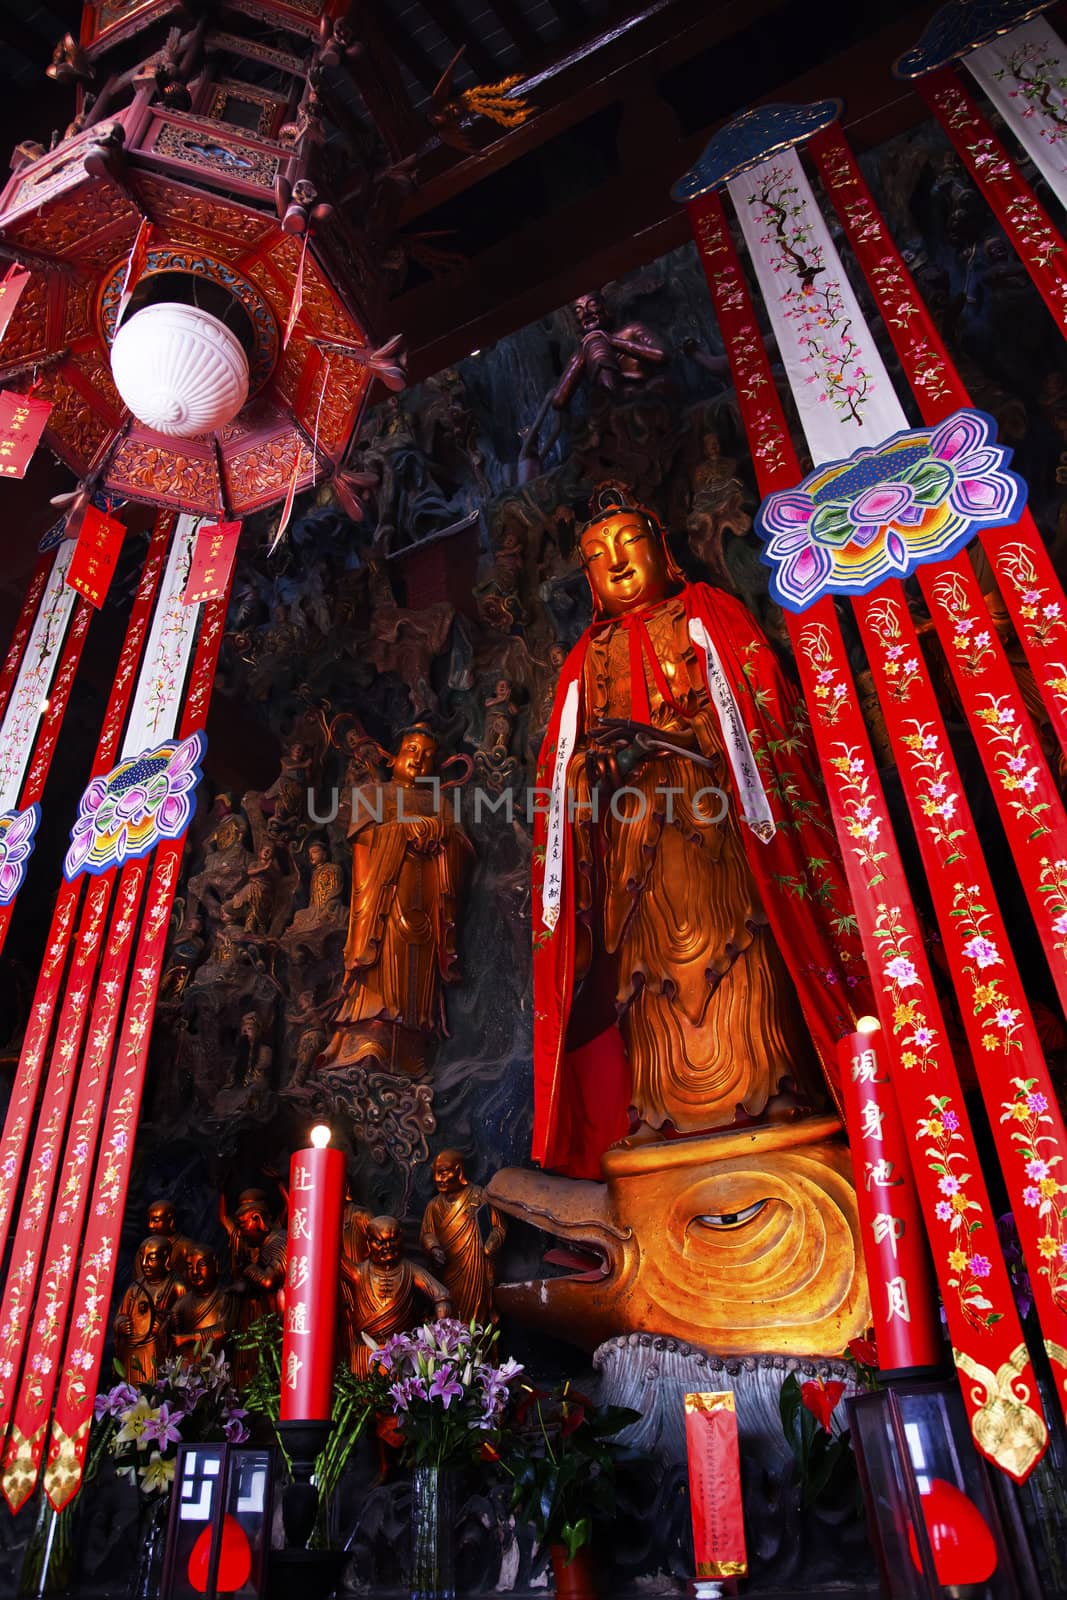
[[183, 519, 241, 604], [0, 267, 30, 346], [66, 506, 124, 608], [0, 389, 51, 479]]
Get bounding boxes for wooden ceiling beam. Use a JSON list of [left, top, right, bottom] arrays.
[[543, 0, 588, 33], [393, 2, 942, 380], [398, 0, 789, 222], [362, 0, 442, 98], [483, 0, 541, 57], [415, 0, 499, 81]]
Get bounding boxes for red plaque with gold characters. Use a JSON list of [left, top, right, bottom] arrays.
[[183, 521, 241, 605], [66, 507, 125, 609], [0, 390, 51, 480], [684, 1393, 747, 1584]]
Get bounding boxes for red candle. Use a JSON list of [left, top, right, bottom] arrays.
[[280, 1125, 345, 1421], [838, 1020, 943, 1374]]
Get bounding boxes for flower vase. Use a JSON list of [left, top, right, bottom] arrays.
[[18, 1495, 79, 1597], [410, 1462, 455, 1600], [127, 1495, 168, 1600], [549, 1544, 598, 1600]]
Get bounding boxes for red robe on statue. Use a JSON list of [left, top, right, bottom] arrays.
[[531, 581, 872, 1179]]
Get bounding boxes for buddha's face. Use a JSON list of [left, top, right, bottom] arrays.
[[147, 1201, 175, 1237], [580, 513, 670, 617], [368, 1218, 403, 1269], [139, 1239, 171, 1282], [392, 733, 436, 788], [433, 1152, 465, 1196], [187, 1249, 218, 1292]]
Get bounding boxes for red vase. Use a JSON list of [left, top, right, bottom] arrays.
[[550, 1544, 598, 1600]]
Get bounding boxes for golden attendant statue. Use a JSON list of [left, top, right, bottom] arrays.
[[420, 1149, 505, 1326], [114, 1237, 185, 1384], [341, 1215, 451, 1377], [171, 1245, 237, 1360], [323, 726, 473, 1075], [145, 1198, 195, 1284]]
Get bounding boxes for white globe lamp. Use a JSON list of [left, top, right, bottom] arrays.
[[109, 301, 250, 438]]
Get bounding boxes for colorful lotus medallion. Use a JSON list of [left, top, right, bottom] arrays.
[[64, 732, 205, 880]]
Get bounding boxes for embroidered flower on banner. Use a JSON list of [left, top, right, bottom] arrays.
[[0, 804, 40, 906], [64, 732, 205, 880], [756, 409, 1025, 612]]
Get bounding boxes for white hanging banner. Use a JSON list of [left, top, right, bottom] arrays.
[[687, 617, 775, 840], [0, 541, 78, 814], [967, 16, 1067, 213], [120, 514, 201, 758], [729, 145, 908, 467]]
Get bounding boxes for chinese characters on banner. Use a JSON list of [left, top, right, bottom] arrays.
[[66, 508, 125, 609], [0, 267, 30, 345], [281, 1139, 344, 1422], [183, 521, 241, 605], [837, 1026, 942, 1374], [0, 390, 51, 479]]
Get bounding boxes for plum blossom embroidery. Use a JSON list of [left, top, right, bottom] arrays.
[[928, 570, 997, 677], [898, 721, 966, 864], [994, 43, 1067, 146], [999, 1078, 1067, 1311], [748, 164, 872, 426], [919, 1094, 1001, 1333], [873, 904, 938, 1072], [757, 410, 1025, 611], [864, 597, 923, 703], [64, 732, 205, 880], [0, 804, 40, 905], [829, 746, 887, 885], [952, 884, 1023, 1056]]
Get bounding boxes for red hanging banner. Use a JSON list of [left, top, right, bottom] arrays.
[[808, 123, 1067, 757], [45, 584, 234, 1510], [183, 520, 241, 605], [0, 391, 52, 480], [854, 581, 1067, 1411], [917, 69, 1067, 340], [66, 507, 125, 610], [0, 555, 51, 726], [687, 188, 1049, 1482], [0, 267, 30, 347], [0, 518, 171, 1289], [836, 1023, 943, 1376]]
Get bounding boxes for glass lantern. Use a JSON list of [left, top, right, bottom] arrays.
[[847, 1380, 1042, 1598], [160, 1443, 273, 1600]]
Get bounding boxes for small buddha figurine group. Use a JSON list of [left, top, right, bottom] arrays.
[[338, 1149, 506, 1374], [114, 1192, 287, 1385]]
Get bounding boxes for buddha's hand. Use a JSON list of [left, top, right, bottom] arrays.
[[115, 1314, 133, 1338]]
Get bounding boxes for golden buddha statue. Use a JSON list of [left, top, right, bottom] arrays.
[[145, 1198, 195, 1284], [341, 1215, 451, 1377], [532, 483, 871, 1178], [322, 725, 473, 1076], [420, 1149, 504, 1327], [220, 1189, 287, 1385], [114, 1237, 185, 1385], [171, 1245, 237, 1361]]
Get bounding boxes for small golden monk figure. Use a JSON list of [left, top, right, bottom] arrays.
[[171, 1245, 237, 1360], [338, 1187, 374, 1371], [420, 1149, 505, 1326], [341, 1215, 451, 1377], [114, 1237, 185, 1384], [532, 482, 871, 1178], [145, 1198, 195, 1284], [322, 724, 473, 1075], [220, 1189, 287, 1385]]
